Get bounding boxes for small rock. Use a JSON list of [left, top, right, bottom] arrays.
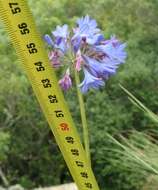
[[0, 187, 5, 190], [34, 183, 78, 190], [8, 185, 24, 190]]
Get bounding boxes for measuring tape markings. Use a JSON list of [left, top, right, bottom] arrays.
[[0, 1, 100, 190]]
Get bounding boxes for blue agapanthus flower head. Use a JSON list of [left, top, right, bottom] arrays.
[[44, 15, 127, 93]]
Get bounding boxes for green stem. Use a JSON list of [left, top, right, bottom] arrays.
[[74, 70, 91, 166], [0, 167, 9, 187]]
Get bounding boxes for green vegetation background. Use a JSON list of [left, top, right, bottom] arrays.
[[0, 0, 158, 189]]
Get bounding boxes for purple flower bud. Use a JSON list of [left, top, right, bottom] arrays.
[[49, 51, 62, 68], [59, 70, 72, 91], [44, 34, 54, 47], [75, 50, 83, 71], [71, 37, 82, 53]]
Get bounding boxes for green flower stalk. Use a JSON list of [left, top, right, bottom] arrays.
[[74, 69, 91, 166]]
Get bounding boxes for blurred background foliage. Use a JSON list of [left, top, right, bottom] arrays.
[[0, 0, 158, 189]]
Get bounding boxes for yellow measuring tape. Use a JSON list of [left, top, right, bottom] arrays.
[[0, 1, 100, 190]]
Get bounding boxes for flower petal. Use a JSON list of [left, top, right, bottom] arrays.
[[52, 24, 69, 38], [95, 37, 127, 63], [83, 55, 117, 79], [79, 68, 105, 93], [72, 15, 101, 45], [44, 34, 54, 47]]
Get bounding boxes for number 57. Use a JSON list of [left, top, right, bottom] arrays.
[[9, 3, 21, 14]]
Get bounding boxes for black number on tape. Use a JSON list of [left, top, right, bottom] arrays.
[[41, 79, 52, 88], [48, 95, 58, 103], [18, 23, 30, 35], [65, 136, 74, 144], [76, 161, 84, 167], [34, 62, 45, 71], [81, 172, 88, 178], [55, 110, 64, 118], [27, 43, 38, 54], [85, 183, 93, 189], [71, 149, 79, 156], [9, 3, 21, 14]]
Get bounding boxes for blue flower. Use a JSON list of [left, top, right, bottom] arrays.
[[79, 68, 105, 93], [94, 34, 105, 45], [101, 57, 121, 79], [52, 25, 70, 53], [52, 24, 69, 38], [72, 15, 101, 46], [55, 38, 69, 53], [76, 15, 100, 35], [44, 15, 127, 93], [44, 35, 68, 53], [71, 37, 82, 53], [82, 55, 117, 79], [95, 38, 127, 63], [87, 34, 105, 45]]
